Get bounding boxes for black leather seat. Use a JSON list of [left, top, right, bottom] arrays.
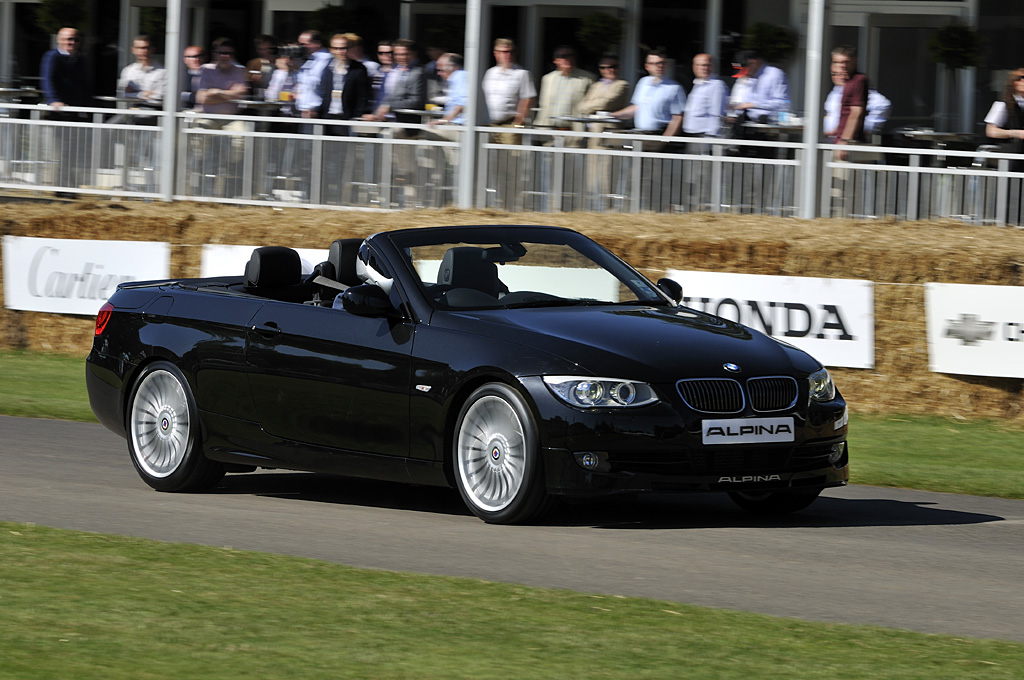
[[244, 246, 309, 302]]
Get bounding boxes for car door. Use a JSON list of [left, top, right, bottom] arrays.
[[245, 300, 414, 457]]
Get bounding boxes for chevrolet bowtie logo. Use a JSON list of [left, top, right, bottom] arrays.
[[945, 314, 995, 346]]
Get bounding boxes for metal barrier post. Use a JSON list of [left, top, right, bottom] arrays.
[[907, 155, 920, 221], [996, 158, 1008, 226]]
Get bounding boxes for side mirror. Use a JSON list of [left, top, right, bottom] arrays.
[[341, 284, 394, 317], [656, 278, 683, 304]]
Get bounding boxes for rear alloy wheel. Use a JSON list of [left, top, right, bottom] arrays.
[[727, 488, 823, 514], [454, 383, 550, 524], [127, 362, 224, 492]]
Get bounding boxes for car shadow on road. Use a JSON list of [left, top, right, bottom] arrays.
[[211, 472, 1008, 529]]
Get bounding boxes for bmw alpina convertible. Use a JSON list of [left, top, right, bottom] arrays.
[[87, 225, 848, 524]]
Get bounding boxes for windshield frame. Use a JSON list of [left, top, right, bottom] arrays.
[[380, 225, 670, 312]]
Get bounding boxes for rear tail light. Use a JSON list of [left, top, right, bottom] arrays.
[[95, 302, 113, 336]]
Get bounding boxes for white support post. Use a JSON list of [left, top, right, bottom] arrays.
[[458, 0, 481, 208], [798, 0, 824, 220], [160, 0, 183, 202]]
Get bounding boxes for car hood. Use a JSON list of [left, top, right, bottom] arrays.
[[442, 304, 822, 382]]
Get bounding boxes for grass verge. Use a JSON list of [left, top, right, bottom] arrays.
[[2, 521, 1022, 680], [1, 350, 97, 422], [2, 350, 1022, 499]]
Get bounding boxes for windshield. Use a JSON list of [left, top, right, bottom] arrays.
[[384, 227, 666, 310]]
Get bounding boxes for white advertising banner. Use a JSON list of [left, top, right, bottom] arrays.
[[925, 283, 1024, 378], [665, 270, 875, 369], [200, 244, 327, 278], [2, 236, 170, 315]]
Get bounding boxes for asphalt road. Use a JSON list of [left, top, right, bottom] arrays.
[[3, 415, 1022, 643]]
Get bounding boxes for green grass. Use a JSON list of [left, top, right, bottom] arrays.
[[2, 521, 1022, 680], [3, 349, 1023, 498], [849, 414, 1024, 499], [0, 350, 97, 422]]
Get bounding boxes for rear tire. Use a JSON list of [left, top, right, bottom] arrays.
[[727, 488, 822, 514], [126, 361, 224, 492], [453, 383, 551, 524]]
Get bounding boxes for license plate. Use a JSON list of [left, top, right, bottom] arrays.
[[702, 417, 795, 445]]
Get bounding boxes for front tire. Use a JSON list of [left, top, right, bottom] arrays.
[[728, 488, 823, 514], [453, 383, 550, 524], [126, 361, 224, 492]]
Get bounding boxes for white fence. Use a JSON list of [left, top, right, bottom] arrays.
[[2, 102, 1022, 226]]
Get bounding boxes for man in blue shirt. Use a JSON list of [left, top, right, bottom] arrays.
[[684, 53, 727, 137], [734, 51, 790, 122], [612, 50, 685, 140]]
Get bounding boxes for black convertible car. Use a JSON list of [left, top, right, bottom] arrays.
[[87, 225, 848, 524]]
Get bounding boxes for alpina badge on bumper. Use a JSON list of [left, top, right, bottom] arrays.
[[702, 417, 795, 445]]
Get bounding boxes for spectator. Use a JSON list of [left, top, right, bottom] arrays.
[[984, 67, 1024, 153], [579, 54, 630, 117], [40, 27, 90, 115], [422, 53, 467, 166], [196, 37, 248, 119], [370, 40, 394, 108], [427, 53, 467, 127], [295, 30, 332, 119], [481, 38, 536, 143], [342, 33, 378, 81], [578, 54, 629, 152], [265, 47, 301, 115], [826, 45, 867, 160], [824, 69, 891, 140], [734, 51, 789, 122], [181, 45, 206, 109], [534, 45, 595, 146], [368, 38, 425, 125], [39, 26, 91, 193], [320, 33, 370, 127], [683, 53, 727, 137], [117, 35, 165, 107], [612, 50, 685, 139], [246, 35, 278, 95]]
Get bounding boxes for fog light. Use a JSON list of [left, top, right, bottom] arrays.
[[828, 442, 846, 464], [580, 452, 600, 469]]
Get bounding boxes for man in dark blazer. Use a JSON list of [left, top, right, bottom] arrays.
[[367, 38, 425, 126], [318, 33, 371, 128]]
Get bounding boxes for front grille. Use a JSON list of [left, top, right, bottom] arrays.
[[747, 376, 799, 412], [677, 379, 744, 413]]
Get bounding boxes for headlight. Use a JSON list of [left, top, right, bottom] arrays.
[[543, 376, 658, 408], [808, 368, 836, 403]]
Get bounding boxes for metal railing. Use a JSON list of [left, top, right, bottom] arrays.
[[1, 102, 1022, 227]]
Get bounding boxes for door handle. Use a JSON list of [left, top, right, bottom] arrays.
[[252, 321, 282, 337]]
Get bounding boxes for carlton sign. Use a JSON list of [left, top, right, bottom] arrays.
[[666, 270, 875, 369], [2, 236, 170, 315]]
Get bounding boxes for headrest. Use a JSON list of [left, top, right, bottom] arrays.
[[438, 247, 503, 298], [329, 238, 363, 286], [244, 246, 302, 288]]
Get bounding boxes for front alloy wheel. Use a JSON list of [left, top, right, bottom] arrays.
[[127, 362, 224, 492], [454, 383, 550, 524]]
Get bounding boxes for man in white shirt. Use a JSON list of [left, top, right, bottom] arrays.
[[684, 53, 727, 137], [481, 38, 536, 144], [118, 35, 165, 107]]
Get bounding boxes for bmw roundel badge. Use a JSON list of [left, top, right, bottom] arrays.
[[723, 363, 741, 373]]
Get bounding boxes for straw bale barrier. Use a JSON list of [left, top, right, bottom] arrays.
[[2, 201, 1023, 422]]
